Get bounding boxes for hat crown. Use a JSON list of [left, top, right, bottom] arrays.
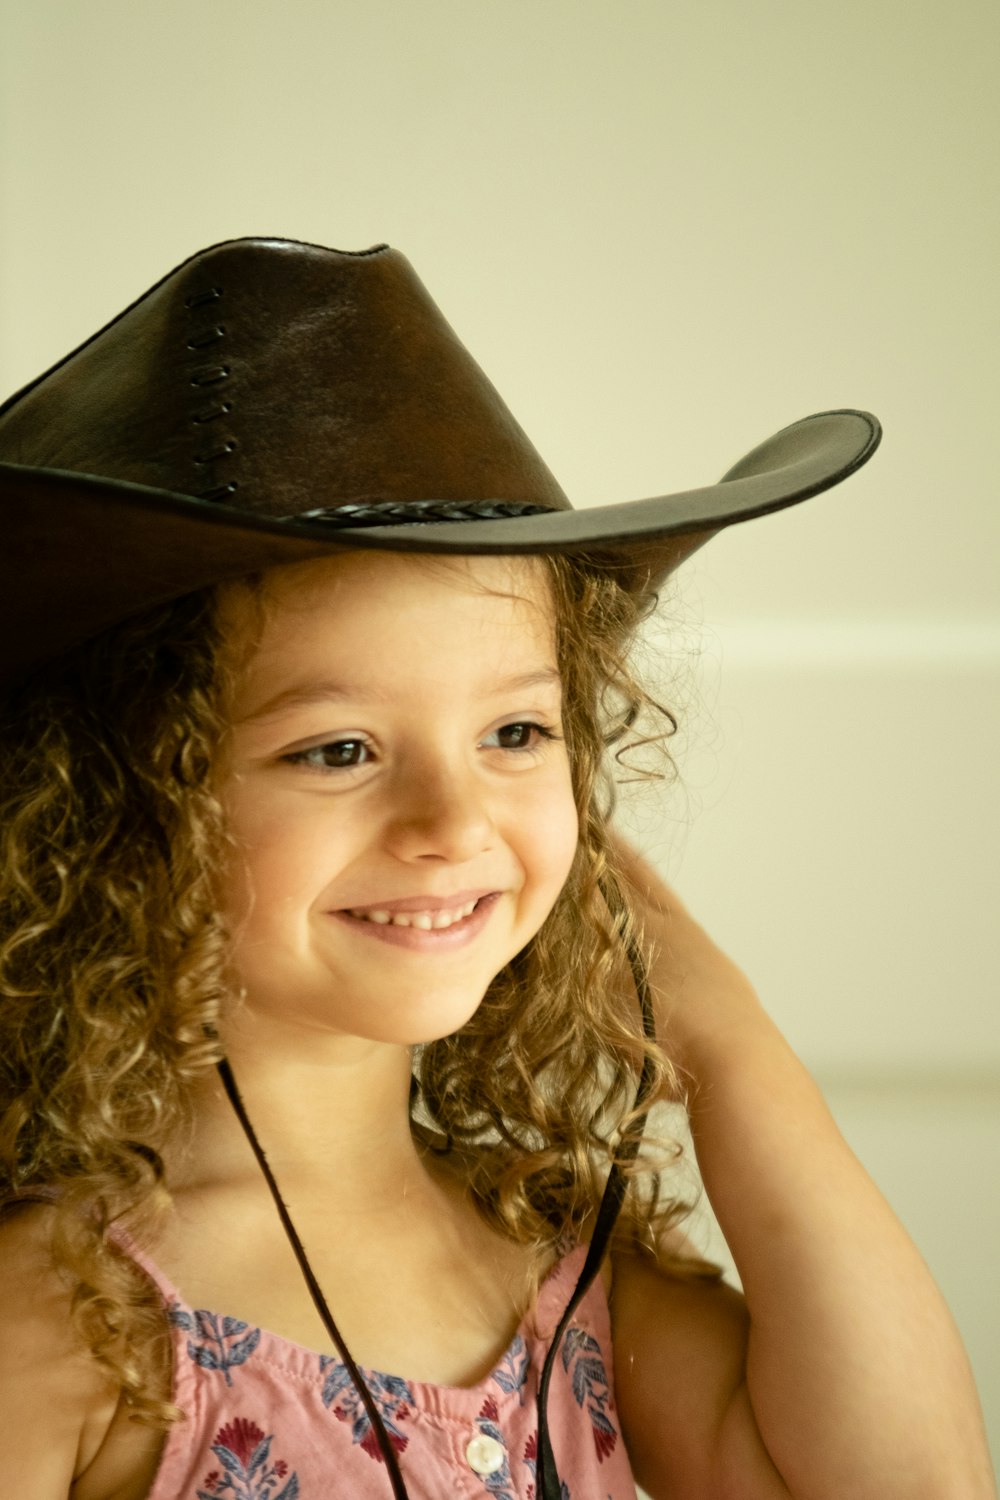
[[0, 237, 571, 518], [0, 232, 882, 691]]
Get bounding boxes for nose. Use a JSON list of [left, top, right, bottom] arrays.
[[383, 757, 496, 865]]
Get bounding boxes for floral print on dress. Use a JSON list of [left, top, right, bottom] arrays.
[[472, 1395, 518, 1499], [561, 1326, 618, 1461], [196, 1418, 299, 1500], [126, 1238, 639, 1500], [523, 1430, 571, 1500], [170, 1301, 262, 1387], [319, 1358, 414, 1461]]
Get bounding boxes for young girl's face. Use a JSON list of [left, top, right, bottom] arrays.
[[215, 550, 579, 1047]]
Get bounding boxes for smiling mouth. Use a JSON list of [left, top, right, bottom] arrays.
[[346, 898, 482, 931]]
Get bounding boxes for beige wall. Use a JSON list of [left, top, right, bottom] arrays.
[[3, 0, 997, 1468]]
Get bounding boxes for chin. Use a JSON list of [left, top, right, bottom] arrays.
[[367, 981, 493, 1048]]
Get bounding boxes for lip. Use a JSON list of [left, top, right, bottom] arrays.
[[329, 892, 502, 951], [334, 887, 497, 916]]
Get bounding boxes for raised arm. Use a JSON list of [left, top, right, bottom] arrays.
[[609, 844, 996, 1500]]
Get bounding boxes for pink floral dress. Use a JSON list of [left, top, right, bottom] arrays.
[[126, 1240, 639, 1500]]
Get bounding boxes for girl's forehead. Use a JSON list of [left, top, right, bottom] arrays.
[[217, 550, 557, 671]]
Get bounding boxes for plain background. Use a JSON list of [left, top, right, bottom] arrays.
[[2, 0, 997, 1477]]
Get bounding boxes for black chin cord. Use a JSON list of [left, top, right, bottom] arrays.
[[534, 888, 657, 1500], [216, 1058, 411, 1500], [216, 881, 655, 1500]]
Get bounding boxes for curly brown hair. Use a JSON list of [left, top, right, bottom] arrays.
[[0, 551, 700, 1425]]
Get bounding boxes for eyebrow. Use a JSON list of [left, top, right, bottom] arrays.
[[238, 667, 563, 724]]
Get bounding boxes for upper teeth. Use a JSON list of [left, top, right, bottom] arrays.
[[349, 899, 479, 930]]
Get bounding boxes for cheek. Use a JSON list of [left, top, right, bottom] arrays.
[[521, 771, 580, 898], [217, 797, 335, 931]]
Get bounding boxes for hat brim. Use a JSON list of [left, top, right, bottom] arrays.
[[0, 408, 879, 686]]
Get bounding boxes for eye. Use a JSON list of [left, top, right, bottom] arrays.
[[482, 721, 560, 752], [284, 739, 372, 771]]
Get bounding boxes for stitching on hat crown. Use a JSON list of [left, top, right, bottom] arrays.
[[189, 365, 230, 387], [191, 400, 232, 425], [186, 285, 239, 502], [193, 439, 237, 466], [186, 325, 226, 351], [184, 285, 223, 309]]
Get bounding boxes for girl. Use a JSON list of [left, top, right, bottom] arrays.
[[0, 237, 992, 1500]]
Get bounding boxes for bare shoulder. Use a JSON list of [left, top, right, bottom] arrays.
[[609, 1234, 790, 1500], [0, 1205, 117, 1495], [0, 1206, 164, 1500]]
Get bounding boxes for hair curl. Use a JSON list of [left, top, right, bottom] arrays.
[[0, 552, 707, 1425], [0, 591, 231, 1420]]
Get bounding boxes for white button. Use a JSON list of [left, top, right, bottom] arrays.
[[465, 1433, 505, 1476]]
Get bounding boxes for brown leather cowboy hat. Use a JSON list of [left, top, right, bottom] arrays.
[[0, 235, 880, 686]]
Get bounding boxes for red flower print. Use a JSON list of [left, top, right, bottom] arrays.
[[360, 1425, 409, 1462], [320, 1359, 413, 1465], [214, 1417, 266, 1466], [479, 1394, 500, 1423], [198, 1420, 298, 1500], [524, 1431, 538, 1463], [593, 1424, 617, 1461]]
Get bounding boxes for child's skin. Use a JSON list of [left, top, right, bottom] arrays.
[[611, 853, 996, 1496], [0, 551, 993, 1499]]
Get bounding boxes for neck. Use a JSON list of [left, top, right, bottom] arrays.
[[171, 1008, 431, 1215]]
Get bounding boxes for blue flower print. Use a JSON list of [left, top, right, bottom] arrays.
[[561, 1326, 618, 1461], [169, 1301, 262, 1387], [491, 1334, 529, 1404], [196, 1417, 299, 1500]]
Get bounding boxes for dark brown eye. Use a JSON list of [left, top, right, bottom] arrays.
[[288, 739, 370, 770], [485, 722, 557, 751], [497, 723, 534, 748]]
